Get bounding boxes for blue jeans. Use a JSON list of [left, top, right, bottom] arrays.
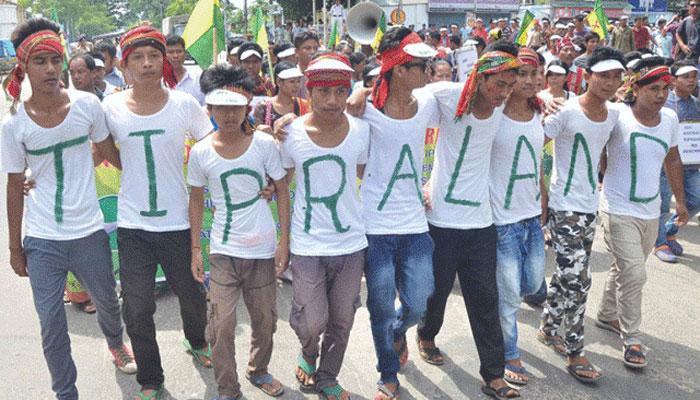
[[24, 230, 124, 400], [495, 217, 546, 361], [656, 168, 700, 247], [365, 233, 434, 385]]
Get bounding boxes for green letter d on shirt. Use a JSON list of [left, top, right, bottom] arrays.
[[378, 144, 424, 210], [630, 132, 668, 203], [220, 168, 265, 243], [303, 155, 349, 233], [564, 133, 596, 196], [25, 135, 89, 223], [129, 129, 167, 217]]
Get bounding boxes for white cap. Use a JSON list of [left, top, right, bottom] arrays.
[[550, 34, 563, 41], [403, 42, 438, 58], [368, 66, 381, 77], [641, 53, 653, 59], [464, 39, 479, 46], [626, 58, 641, 70], [440, 27, 448, 32], [240, 49, 262, 61], [555, 23, 566, 29], [546, 64, 567, 75], [306, 57, 354, 72], [620, 15, 629, 20], [567, 22, 575, 28], [230, 46, 240, 55], [94, 58, 105, 68], [277, 47, 296, 58], [277, 67, 304, 80], [675, 65, 699, 77], [205, 89, 249, 106], [590, 59, 625, 73]]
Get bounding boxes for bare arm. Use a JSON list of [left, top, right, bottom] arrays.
[[346, 87, 372, 117], [540, 137, 551, 225], [357, 164, 366, 180], [664, 147, 688, 226], [7, 173, 27, 277], [273, 177, 291, 274], [93, 136, 121, 169], [189, 186, 205, 283]]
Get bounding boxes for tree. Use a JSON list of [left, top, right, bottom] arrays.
[[19, 0, 117, 38], [166, 0, 199, 17]]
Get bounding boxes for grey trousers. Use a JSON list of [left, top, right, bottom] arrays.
[[207, 254, 278, 398], [289, 250, 365, 389]]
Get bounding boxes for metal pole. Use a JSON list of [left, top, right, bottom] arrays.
[[244, 0, 248, 34], [312, 0, 316, 33]]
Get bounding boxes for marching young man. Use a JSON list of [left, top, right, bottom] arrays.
[[538, 46, 626, 383], [101, 26, 213, 400], [188, 65, 289, 400], [1, 17, 135, 400], [596, 56, 687, 368], [281, 53, 370, 400]]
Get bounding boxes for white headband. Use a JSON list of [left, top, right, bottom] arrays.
[[94, 59, 105, 68], [590, 59, 625, 73], [240, 49, 262, 61], [546, 65, 567, 75], [675, 65, 699, 77], [205, 89, 249, 106], [277, 47, 296, 58], [277, 67, 304, 80]]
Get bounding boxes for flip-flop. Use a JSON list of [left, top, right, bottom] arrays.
[[319, 383, 350, 400], [374, 383, 399, 400], [504, 364, 529, 386], [416, 335, 444, 366], [481, 383, 520, 399], [182, 339, 212, 368], [246, 372, 284, 397], [134, 385, 163, 400], [566, 362, 602, 383], [623, 345, 648, 369], [295, 355, 317, 393], [536, 330, 566, 356], [595, 319, 621, 336]]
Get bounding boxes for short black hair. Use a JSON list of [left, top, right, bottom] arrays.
[[165, 34, 186, 48], [379, 26, 414, 53], [575, 15, 585, 23], [274, 60, 297, 77], [363, 61, 379, 87], [449, 34, 461, 46], [671, 59, 696, 75], [227, 37, 245, 53], [470, 35, 486, 49], [584, 32, 600, 42], [11, 17, 61, 50], [69, 54, 96, 70], [348, 51, 366, 67], [545, 59, 570, 77], [585, 46, 625, 73], [273, 41, 294, 57], [237, 42, 263, 60], [658, 18, 667, 25], [95, 40, 117, 58], [430, 58, 452, 76], [199, 64, 256, 95], [293, 31, 319, 48], [484, 39, 518, 57], [89, 51, 105, 62], [429, 31, 441, 42], [624, 50, 642, 66]]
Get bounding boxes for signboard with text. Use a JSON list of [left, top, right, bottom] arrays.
[[428, 0, 518, 11], [629, 0, 667, 13]]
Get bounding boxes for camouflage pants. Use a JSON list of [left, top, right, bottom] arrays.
[[540, 209, 596, 357]]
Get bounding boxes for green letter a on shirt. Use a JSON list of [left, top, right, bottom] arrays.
[[564, 133, 596, 196], [303, 154, 349, 233], [378, 144, 423, 210], [445, 125, 480, 206], [129, 129, 167, 217], [504, 135, 540, 209], [220, 168, 264, 243], [629, 132, 668, 203], [26, 135, 89, 223]]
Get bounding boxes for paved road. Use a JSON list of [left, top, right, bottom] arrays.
[[1, 79, 700, 399]]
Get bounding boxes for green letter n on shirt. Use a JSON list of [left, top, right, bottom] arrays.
[[25, 135, 89, 223], [129, 129, 167, 217], [302, 154, 349, 233], [629, 131, 668, 203], [564, 133, 596, 196], [504, 135, 540, 209], [220, 168, 265, 243]]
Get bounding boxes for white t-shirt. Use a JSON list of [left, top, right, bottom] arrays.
[[281, 114, 370, 256], [544, 97, 619, 214], [103, 90, 213, 232], [360, 91, 439, 234], [490, 113, 545, 225], [600, 105, 679, 219], [187, 132, 286, 258], [0, 90, 108, 240], [425, 81, 502, 229]]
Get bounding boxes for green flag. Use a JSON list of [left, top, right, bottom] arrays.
[[371, 12, 386, 51], [587, 0, 610, 40], [182, 0, 226, 70], [515, 10, 535, 46], [250, 7, 275, 85], [328, 21, 340, 49], [49, 8, 69, 71]]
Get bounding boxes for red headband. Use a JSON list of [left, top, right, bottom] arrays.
[[517, 47, 540, 68], [120, 26, 177, 88], [305, 53, 353, 89], [556, 36, 574, 54], [3, 30, 64, 104], [636, 65, 672, 85], [371, 32, 423, 110]]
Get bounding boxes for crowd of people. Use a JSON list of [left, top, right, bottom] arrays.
[[3, 1, 700, 400]]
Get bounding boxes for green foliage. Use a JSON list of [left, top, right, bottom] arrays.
[[165, 0, 198, 17], [20, 0, 117, 37]]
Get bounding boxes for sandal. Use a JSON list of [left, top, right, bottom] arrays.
[[246, 372, 284, 397], [416, 335, 444, 366], [503, 364, 529, 386], [295, 355, 317, 393], [566, 361, 602, 383], [320, 383, 351, 400], [394, 335, 408, 368], [536, 330, 566, 356], [134, 385, 163, 400], [374, 382, 399, 400], [481, 382, 520, 399], [78, 300, 97, 314], [182, 339, 212, 368], [623, 344, 648, 369], [595, 319, 621, 336]]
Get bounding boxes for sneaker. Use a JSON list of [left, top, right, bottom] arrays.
[[666, 239, 684, 256], [654, 245, 678, 263], [110, 344, 137, 374]]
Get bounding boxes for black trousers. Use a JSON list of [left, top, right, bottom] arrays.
[[417, 224, 505, 383], [118, 228, 207, 389]]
